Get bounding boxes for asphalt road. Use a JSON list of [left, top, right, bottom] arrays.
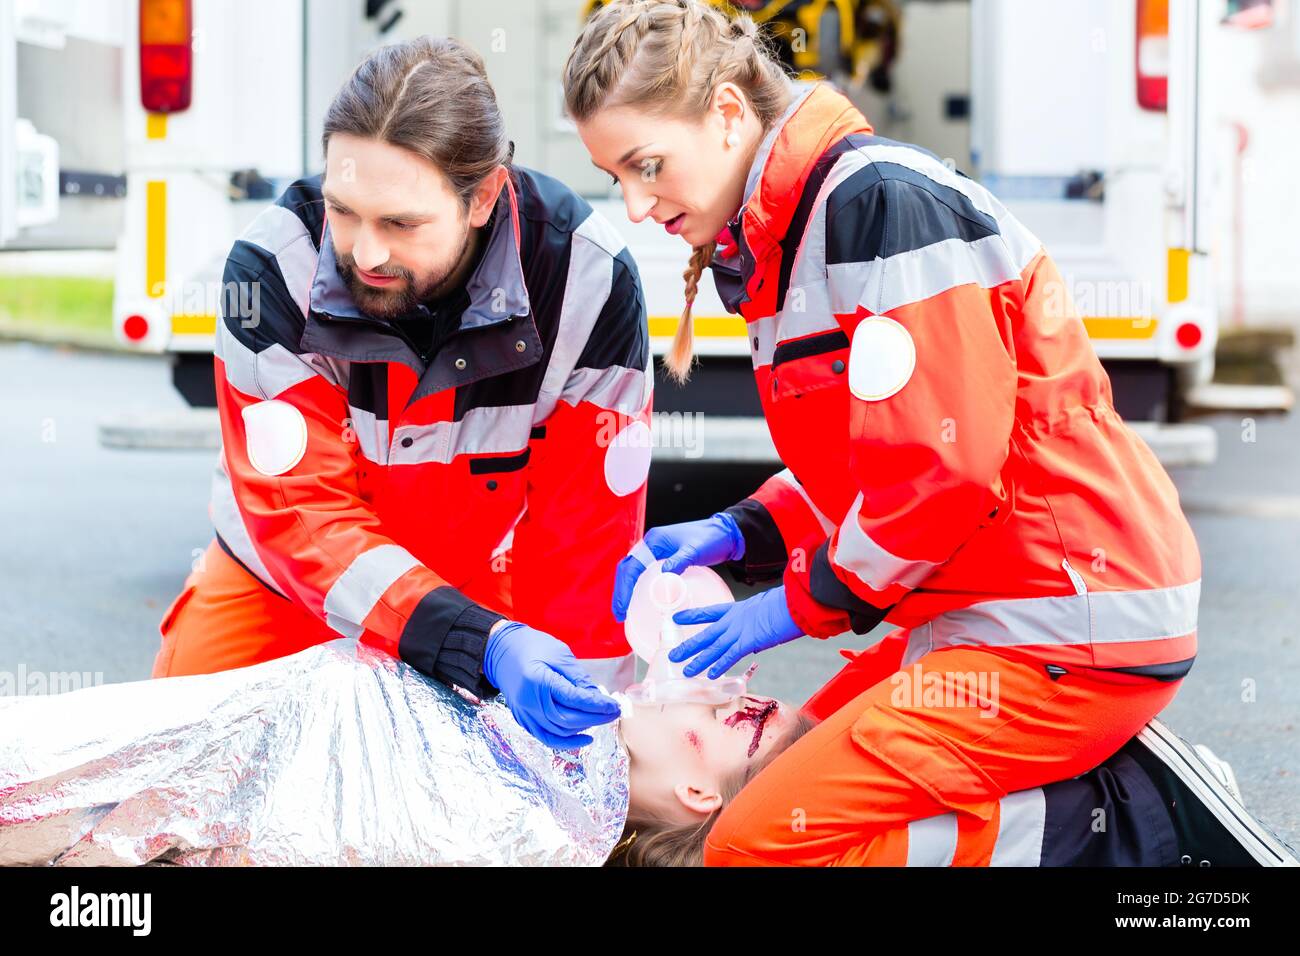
[[1, 339, 1296, 848]]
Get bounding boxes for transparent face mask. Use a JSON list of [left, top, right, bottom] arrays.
[[619, 559, 751, 708]]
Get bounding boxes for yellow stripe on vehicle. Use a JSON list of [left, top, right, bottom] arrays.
[[652, 315, 1159, 341], [171, 313, 217, 335], [649, 315, 748, 338], [145, 180, 166, 298], [146, 112, 168, 140], [1167, 247, 1190, 304], [1082, 317, 1159, 339]]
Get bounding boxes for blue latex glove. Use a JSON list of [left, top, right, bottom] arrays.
[[482, 621, 621, 749], [667, 585, 804, 679], [611, 512, 746, 621]]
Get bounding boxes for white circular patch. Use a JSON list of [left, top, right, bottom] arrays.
[[603, 421, 652, 497], [847, 315, 916, 402], [242, 399, 308, 477]]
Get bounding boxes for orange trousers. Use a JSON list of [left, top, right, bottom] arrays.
[[153, 539, 346, 678], [704, 629, 1183, 866]]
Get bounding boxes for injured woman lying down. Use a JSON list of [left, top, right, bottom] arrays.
[[1, 638, 1286, 867]]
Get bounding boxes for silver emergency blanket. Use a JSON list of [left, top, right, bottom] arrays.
[[0, 639, 628, 866]]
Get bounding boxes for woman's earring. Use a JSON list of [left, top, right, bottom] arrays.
[[726, 131, 741, 148]]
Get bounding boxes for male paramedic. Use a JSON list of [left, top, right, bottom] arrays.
[[151, 36, 653, 749]]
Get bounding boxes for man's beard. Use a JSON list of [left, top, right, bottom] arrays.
[[334, 222, 474, 321]]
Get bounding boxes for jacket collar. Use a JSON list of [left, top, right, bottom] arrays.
[[301, 171, 543, 398], [711, 81, 874, 317], [308, 172, 531, 331]]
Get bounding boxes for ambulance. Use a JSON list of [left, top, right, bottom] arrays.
[[98, 0, 1220, 465]]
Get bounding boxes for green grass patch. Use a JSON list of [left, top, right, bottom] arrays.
[[0, 275, 115, 334]]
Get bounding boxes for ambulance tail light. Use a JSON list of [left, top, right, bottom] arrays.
[[1175, 321, 1203, 350], [1136, 0, 1169, 112], [139, 0, 193, 113], [122, 314, 151, 342]]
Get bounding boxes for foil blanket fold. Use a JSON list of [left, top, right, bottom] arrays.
[[0, 639, 628, 866]]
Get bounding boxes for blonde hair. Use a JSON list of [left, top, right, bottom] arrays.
[[563, 0, 793, 384], [604, 708, 818, 867]]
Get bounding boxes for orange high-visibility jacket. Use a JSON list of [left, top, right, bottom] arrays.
[[208, 168, 651, 696], [715, 82, 1199, 679]]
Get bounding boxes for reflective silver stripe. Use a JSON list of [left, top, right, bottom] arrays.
[[209, 456, 285, 597], [573, 205, 627, 258], [920, 580, 1201, 657], [906, 812, 958, 866], [900, 626, 934, 669], [846, 141, 1042, 275], [752, 150, 871, 368], [990, 787, 1046, 866], [325, 616, 363, 640], [303, 353, 347, 390], [535, 209, 622, 422], [321, 543, 421, 638], [558, 365, 651, 416], [905, 789, 1047, 866], [215, 314, 318, 400], [833, 491, 940, 592], [1093, 579, 1200, 644], [769, 468, 836, 534], [827, 233, 1023, 317], [222, 205, 347, 397], [238, 205, 318, 319], [749, 311, 842, 371], [389, 404, 535, 466], [630, 540, 656, 568], [348, 404, 389, 466], [766, 139, 1044, 328]]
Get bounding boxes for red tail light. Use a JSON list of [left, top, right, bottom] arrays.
[[123, 314, 151, 342], [140, 0, 192, 113], [1135, 0, 1169, 112], [1175, 322, 1203, 349]]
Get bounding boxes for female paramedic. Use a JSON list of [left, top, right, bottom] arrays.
[[563, 0, 1202, 864]]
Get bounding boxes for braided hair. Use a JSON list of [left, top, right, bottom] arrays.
[[563, 0, 791, 384]]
